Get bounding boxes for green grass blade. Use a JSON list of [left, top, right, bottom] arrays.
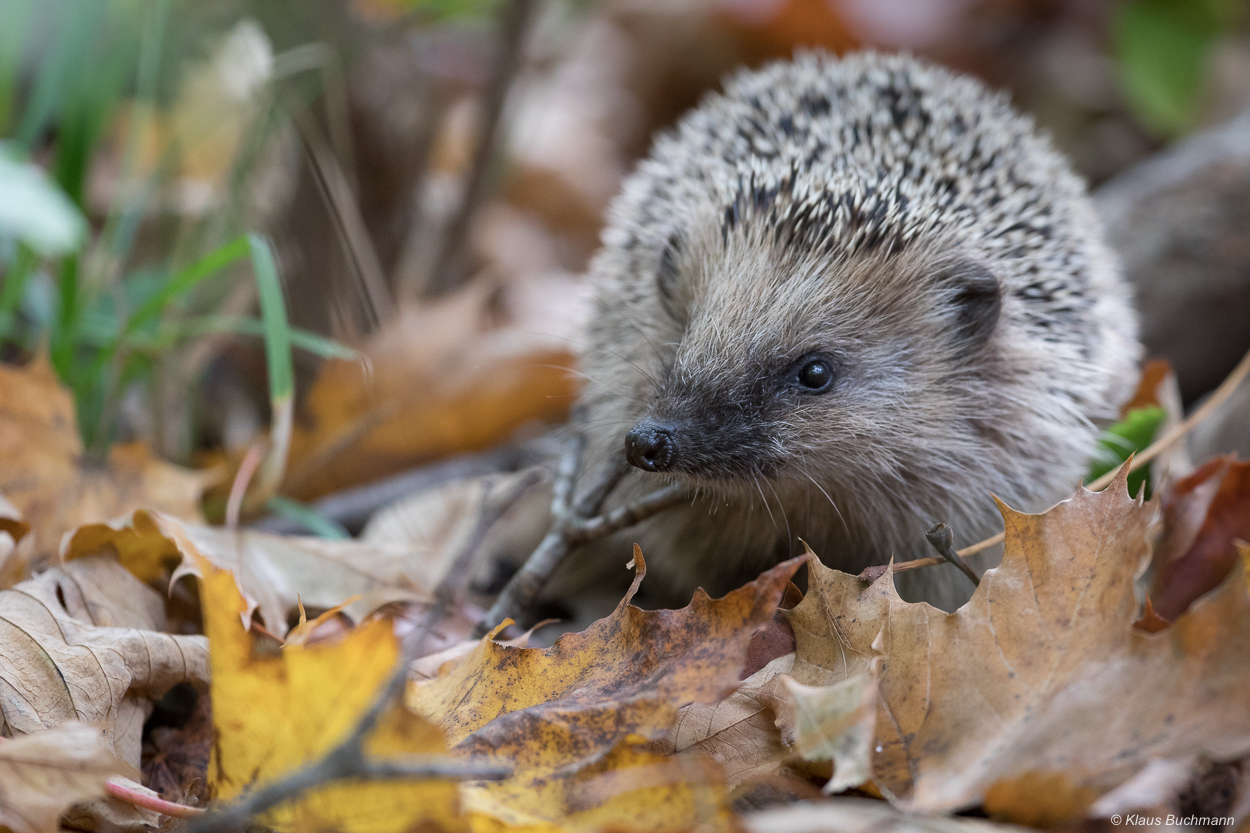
[[265, 495, 350, 540], [156, 315, 360, 360], [244, 234, 294, 514], [123, 236, 251, 336], [246, 234, 293, 404]]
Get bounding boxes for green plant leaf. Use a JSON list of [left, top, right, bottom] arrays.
[[1088, 406, 1166, 498], [247, 234, 293, 405], [245, 234, 295, 512], [265, 495, 350, 539], [128, 315, 360, 361], [1114, 0, 1228, 136], [0, 146, 86, 255], [123, 236, 252, 337]]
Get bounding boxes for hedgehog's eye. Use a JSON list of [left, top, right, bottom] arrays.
[[796, 358, 835, 392]]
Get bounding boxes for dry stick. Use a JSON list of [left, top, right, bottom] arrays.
[[925, 523, 980, 588], [878, 345, 1250, 580], [424, 0, 537, 296], [473, 439, 687, 638], [188, 477, 538, 833]]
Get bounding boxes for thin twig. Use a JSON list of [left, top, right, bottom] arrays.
[[566, 484, 687, 545], [473, 432, 683, 637], [424, 0, 537, 296], [879, 344, 1250, 579], [924, 523, 980, 587]]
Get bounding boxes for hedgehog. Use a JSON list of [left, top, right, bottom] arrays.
[[569, 51, 1140, 609]]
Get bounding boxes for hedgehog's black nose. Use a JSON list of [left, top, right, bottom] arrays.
[[625, 419, 676, 472]]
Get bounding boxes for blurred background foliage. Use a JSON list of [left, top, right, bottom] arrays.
[[0, 0, 1247, 512]]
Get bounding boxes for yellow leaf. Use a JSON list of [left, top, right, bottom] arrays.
[[201, 562, 464, 833]]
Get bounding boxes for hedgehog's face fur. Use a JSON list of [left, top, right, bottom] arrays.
[[615, 218, 1004, 498]]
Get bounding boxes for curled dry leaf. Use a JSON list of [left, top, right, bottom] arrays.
[[284, 288, 577, 500], [0, 554, 209, 768], [1150, 454, 1250, 621], [408, 550, 803, 832], [64, 509, 433, 638], [0, 357, 210, 563], [200, 562, 465, 833], [0, 722, 130, 833], [787, 467, 1250, 824], [783, 659, 879, 795], [0, 490, 33, 588]]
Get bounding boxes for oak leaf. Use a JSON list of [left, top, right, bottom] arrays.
[[64, 509, 433, 638], [0, 357, 210, 563], [201, 562, 464, 833], [0, 722, 130, 833], [787, 469, 1250, 821]]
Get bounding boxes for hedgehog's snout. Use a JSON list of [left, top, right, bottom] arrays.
[[625, 418, 677, 472]]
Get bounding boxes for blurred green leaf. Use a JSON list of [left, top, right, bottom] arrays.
[[247, 234, 294, 405], [1088, 406, 1166, 499], [266, 495, 350, 539], [124, 236, 252, 338], [0, 145, 86, 255], [1114, 0, 1240, 136]]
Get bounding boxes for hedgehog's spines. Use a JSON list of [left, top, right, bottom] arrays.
[[574, 50, 1141, 609]]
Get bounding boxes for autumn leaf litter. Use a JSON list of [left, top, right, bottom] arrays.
[[1, 359, 1249, 832]]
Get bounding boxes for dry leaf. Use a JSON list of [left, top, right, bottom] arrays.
[[284, 289, 576, 500], [408, 550, 803, 832], [0, 722, 130, 833], [63, 509, 433, 638], [783, 659, 879, 794], [1119, 359, 1191, 490], [0, 490, 33, 588], [1150, 455, 1250, 620], [0, 357, 209, 563], [658, 653, 796, 787], [409, 551, 802, 750], [201, 562, 465, 833], [787, 469, 1250, 821], [742, 796, 1033, 833], [459, 738, 735, 833], [0, 555, 209, 768]]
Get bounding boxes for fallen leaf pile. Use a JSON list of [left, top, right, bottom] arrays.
[[0, 358, 209, 574], [4, 351, 1250, 833]]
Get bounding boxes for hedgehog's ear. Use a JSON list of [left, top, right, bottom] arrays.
[[656, 232, 688, 323], [939, 258, 1001, 351]]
